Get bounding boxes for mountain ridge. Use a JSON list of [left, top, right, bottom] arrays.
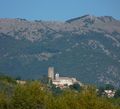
[[0, 15, 120, 87]]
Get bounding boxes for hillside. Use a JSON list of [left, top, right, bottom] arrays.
[[0, 15, 120, 87]]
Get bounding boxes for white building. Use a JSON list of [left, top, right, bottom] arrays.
[[104, 90, 116, 98], [16, 80, 26, 85], [53, 77, 77, 86]]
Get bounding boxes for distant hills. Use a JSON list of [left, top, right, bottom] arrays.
[[0, 15, 120, 87]]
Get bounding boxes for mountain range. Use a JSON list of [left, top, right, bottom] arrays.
[[0, 15, 120, 87]]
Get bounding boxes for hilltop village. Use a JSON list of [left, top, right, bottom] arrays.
[[15, 67, 118, 98], [48, 67, 83, 88]]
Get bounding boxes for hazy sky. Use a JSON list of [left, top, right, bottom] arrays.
[[0, 0, 119, 21]]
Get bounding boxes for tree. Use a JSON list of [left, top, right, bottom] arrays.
[[40, 75, 49, 84], [12, 82, 47, 109], [69, 83, 81, 92], [15, 76, 21, 80], [51, 84, 62, 95], [114, 89, 120, 98], [97, 86, 105, 96], [104, 84, 114, 90], [0, 92, 9, 109]]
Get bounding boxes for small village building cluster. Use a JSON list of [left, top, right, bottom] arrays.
[[48, 67, 82, 88], [16, 80, 26, 85], [104, 90, 116, 98]]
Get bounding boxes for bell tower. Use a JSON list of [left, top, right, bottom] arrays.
[[48, 67, 54, 80]]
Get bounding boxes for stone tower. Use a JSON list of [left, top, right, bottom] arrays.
[[48, 67, 54, 80]]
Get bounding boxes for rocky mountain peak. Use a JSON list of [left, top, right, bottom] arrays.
[[66, 15, 117, 24], [66, 15, 97, 23], [98, 16, 116, 23]]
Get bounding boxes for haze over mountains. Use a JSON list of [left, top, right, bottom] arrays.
[[0, 15, 120, 87]]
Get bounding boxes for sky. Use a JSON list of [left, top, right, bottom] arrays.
[[0, 0, 120, 21]]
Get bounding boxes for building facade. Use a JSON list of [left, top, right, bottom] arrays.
[[48, 67, 82, 88]]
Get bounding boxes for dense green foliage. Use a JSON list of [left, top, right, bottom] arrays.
[[114, 89, 120, 98], [0, 76, 120, 109], [0, 75, 16, 84]]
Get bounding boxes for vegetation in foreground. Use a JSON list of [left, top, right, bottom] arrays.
[[0, 75, 120, 109]]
